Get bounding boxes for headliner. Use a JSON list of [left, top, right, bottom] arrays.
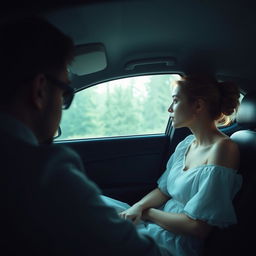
[[1, 0, 256, 91]]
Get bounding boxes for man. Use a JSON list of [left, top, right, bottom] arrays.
[[0, 17, 170, 255]]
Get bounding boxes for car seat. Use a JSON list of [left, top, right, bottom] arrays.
[[202, 92, 256, 255]]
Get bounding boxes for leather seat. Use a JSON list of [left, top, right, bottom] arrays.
[[203, 92, 256, 255]]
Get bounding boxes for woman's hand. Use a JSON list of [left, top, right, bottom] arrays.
[[119, 204, 143, 225]]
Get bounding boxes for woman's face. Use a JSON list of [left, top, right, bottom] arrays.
[[168, 85, 197, 128]]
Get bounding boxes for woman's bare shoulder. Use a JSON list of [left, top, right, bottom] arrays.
[[208, 138, 240, 170]]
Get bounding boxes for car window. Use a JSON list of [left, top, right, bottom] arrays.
[[56, 74, 243, 141], [57, 74, 180, 140]]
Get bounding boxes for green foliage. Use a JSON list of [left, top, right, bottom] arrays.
[[58, 74, 179, 140]]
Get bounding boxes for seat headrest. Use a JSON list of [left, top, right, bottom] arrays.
[[236, 92, 256, 129]]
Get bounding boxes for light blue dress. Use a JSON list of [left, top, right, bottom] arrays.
[[101, 135, 243, 256]]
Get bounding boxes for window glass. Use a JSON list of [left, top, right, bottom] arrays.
[[57, 74, 180, 140], [56, 74, 243, 141]]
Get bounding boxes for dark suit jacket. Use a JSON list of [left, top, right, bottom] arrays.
[[0, 113, 169, 256]]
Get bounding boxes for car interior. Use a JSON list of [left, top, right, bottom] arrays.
[[1, 0, 255, 255]]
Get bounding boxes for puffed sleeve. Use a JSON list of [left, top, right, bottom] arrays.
[[157, 154, 175, 195], [183, 165, 242, 228]]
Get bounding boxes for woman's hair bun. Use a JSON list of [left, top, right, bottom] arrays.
[[217, 81, 240, 116], [178, 75, 240, 120]]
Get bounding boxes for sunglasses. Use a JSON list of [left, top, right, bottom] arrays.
[[45, 74, 74, 110]]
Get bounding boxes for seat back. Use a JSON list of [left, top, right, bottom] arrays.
[[203, 92, 256, 255]]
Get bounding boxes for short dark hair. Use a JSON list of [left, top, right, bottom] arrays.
[[0, 15, 74, 103]]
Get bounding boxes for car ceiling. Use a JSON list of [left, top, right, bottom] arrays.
[[1, 0, 256, 92]]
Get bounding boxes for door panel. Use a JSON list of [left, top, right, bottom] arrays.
[[57, 135, 170, 204], [56, 125, 235, 205]]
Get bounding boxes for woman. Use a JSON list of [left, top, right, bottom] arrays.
[[101, 75, 242, 256]]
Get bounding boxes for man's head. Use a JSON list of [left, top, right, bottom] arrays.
[[0, 16, 75, 144]]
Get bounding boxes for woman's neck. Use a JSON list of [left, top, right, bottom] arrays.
[[189, 120, 226, 146]]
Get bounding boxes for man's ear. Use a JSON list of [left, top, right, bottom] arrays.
[[30, 73, 48, 110]]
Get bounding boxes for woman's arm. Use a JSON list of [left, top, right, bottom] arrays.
[[142, 208, 212, 240], [134, 188, 170, 210], [119, 188, 170, 224]]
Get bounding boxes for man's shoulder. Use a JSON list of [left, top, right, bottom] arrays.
[[38, 144, 85, 176], [36, 144, 101, 195], [40, 143, 80, 161]]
